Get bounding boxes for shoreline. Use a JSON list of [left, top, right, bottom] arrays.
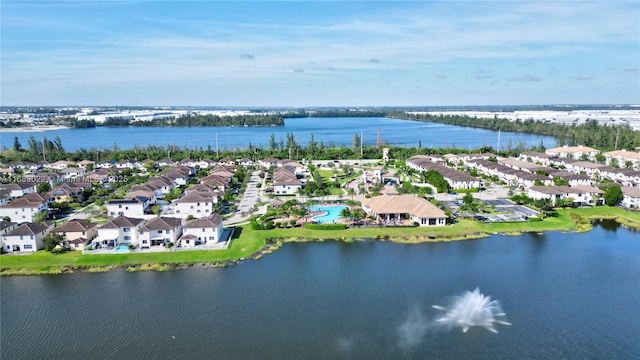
[[1, 207, 639, 276], [1, 125, 70, 132]]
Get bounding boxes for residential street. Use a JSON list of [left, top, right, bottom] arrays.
[[225, 170, 264, 225]]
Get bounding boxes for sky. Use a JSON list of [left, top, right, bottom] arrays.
[[1, 1, 639, 107]]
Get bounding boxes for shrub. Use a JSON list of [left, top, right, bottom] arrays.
[[304, 223, 347, 230], [251, 220, 275, 230]]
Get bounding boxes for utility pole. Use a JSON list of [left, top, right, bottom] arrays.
[[215, 133, 219, 159], [614, 127, 619, 150], [497, 129, 501, 156], [41, 132, 46, 162], [360, 131, 363, 159]]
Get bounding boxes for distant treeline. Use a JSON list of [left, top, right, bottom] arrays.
[[3, 132, 504, 165], [390, 112, 640, 151], [69, 114, 285, 128], [280, 109, 640, 151], [282, 109, 387, 118]]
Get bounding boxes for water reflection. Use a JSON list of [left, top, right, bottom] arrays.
[[596, 219, 619, 232], [2, 223, 639, 360]]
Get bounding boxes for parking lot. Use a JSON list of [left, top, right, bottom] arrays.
[[443, 198, 539, 222]]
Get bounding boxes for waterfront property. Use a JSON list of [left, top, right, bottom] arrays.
[[52, 219, 98, 251], [138, 217, 183, 249], [528, 185, 604, 206], [179, 214, 224, 248], [92, 216, 145, 249], [1, 221, 53, 253], [362, 194, 447, 226]]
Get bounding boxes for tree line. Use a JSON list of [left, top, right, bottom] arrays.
[[391, 112, 639, 151], [69, 114, 285, 128]]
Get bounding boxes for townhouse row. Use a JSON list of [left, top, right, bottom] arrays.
[[1, 214, 224, 253]]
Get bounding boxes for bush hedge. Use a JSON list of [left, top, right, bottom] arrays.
[[304, 223, 347, 230]]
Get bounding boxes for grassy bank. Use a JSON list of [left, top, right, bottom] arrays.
[[2, 207, 638, 275], [0, 227, 264, 275]]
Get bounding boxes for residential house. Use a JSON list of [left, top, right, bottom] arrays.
[[259, 158, 280, 168], [362, 194, 447, 226], [125, 189, 158, 206], [0, 168, 15, 178], [218, 158, 236, 166], [598, 167, 640, 187], [96, 160, 114, 169], [170, 165, 196, 176], [272, 166, 303, 195], [92, 216, 145, 249], [130, 184, 164, 199], [1, 221, 53, 253], [158, 159, 175, 167], [59, 167, 86, 180], [76, 160, 96, 168], [106, 198, 147, 217], [0, 189, 10, 206], [406, 156, 480, 189], [546, 145, 599, 160], [236, 158, 253, 166], [273, 179, 303, 195], [518, 151, 554, 165], [603, 150, 640, 170], [52, 219, 98, 250], [200, 174, 231, 190], [173, 192, 216, 219], [180, 214, 224, 248], [50, 183, 84, 202], [527, 185, 604, 206], [164, 171, 189, 186], [47, 160, 74, 170], [1, 182, 36, 199], [138, 216, 182, 248], [0, 221, 18, 235], [179, 158, 197, 168], [0, 197, 47, 223], [9, 161, 40, 172], [548, 171, 592, 187], [115, 159, 136, 169], [146, 176, 176, 194], [621, 187, 640, 209]]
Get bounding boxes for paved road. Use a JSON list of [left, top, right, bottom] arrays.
[[226, 170, 264, 225]]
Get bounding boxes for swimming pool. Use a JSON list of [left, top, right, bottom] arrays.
[[309, 205, 348, 223], [114, 244, 130, 252]]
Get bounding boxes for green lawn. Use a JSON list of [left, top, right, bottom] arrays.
[[0, 228, 264, 272], [2, 206, 637, 275]]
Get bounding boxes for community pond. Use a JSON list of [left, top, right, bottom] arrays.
[[1, 221, 639, 359]]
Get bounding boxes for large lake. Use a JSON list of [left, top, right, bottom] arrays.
[[1, 222, 638, 359], [2, 117, 555, 152]]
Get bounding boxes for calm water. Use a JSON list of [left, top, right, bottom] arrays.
[[1, 222, 639, 359], [1, 117, 555, 151]]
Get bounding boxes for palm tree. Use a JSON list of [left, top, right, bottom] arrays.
[[339, 207, 352, 225], [351, 208, 366, 226]]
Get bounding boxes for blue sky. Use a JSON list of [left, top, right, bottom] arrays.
[[2, 1, 639, 106]]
